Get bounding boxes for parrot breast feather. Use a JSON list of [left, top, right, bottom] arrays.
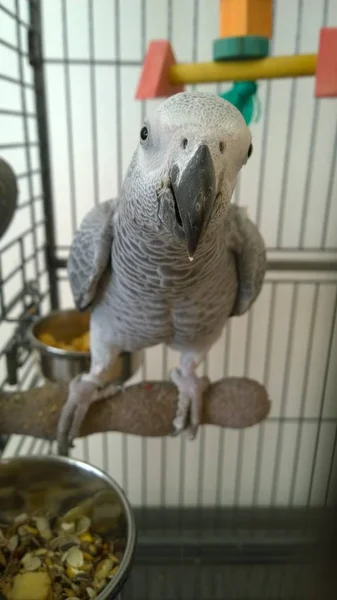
[[67, 199, 116, 311]]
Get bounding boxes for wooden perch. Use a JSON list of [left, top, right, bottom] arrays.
[[0, 377, 270, 441]]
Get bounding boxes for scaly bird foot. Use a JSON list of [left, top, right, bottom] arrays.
[[170, 369, 210, 440], [57, 376, 120, 456]]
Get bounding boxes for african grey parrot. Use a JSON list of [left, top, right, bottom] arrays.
[[57, 91, 266, 455]]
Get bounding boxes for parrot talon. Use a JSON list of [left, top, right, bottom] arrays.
[[94, 381, 123, 401], [187, 424, 199, 441], [171, 425, 184, 437], [56, 377, 119, 456], [170, 368, 210, 439]]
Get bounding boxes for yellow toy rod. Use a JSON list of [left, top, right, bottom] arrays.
[[168, 54, 317, 85]]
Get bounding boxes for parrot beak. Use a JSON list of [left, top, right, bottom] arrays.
[[170, 143, 217, 259]]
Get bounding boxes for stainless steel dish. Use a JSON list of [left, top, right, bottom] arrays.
[[29, 308, 142, 383], [0, 455, 136, 599]]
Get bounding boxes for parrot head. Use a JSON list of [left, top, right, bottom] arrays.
[[128, 91, 253, 260]]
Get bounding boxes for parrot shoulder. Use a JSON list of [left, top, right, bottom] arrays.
[[67, 198, 117, 311]]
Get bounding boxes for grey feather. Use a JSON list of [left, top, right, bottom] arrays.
[[67, 199, 116, 311], [229, 205, 267, 316]]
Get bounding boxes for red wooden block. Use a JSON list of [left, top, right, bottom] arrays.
[[135, 40, 184, 99], [315, 27, 337, 98]]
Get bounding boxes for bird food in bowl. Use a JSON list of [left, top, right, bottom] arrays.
[[30, 309, 142, 384], [0, 455, 136, 600]]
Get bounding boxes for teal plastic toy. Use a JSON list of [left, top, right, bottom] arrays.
[[220, 81, 261, 126], [213, 36, 269, 62]]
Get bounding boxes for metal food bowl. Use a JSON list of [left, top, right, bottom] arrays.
[[0, 455, 136, 599], [30, 308, 142, 384]]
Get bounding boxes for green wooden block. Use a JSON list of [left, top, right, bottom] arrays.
[[213, 36, 269, 61]]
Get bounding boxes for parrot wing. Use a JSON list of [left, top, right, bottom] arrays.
[[228, 204, 267, 317], [67, 199, 117, 311]]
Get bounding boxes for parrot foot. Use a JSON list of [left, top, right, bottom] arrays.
[[170, 369, 210, 439], [57, 375, 120, 456]]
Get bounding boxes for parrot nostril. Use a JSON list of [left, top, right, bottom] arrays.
[[182, 138, 188, 149], [219, 141, 225, 154]]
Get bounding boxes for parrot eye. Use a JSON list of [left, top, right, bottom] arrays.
[[248, 143, 253, 159], [140, 126, 148, 142]]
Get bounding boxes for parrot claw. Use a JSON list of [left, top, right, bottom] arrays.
[[170, 369, 210, 439], [56, 377, 119, 456]]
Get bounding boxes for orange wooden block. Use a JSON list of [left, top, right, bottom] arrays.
[[135, 40, 184, 100], [315, 27, 337, 98], [219, 0, 273, 39]]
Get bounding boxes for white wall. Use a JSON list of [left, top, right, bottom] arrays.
[[1, 0, 337, 508]]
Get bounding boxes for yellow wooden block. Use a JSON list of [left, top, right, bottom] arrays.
[[219, 0, 273, 39]]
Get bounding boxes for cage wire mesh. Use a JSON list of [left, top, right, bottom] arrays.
[[1, 0, 337, 598]]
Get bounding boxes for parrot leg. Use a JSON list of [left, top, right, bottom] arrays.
[[57, 348, 121, 456], [170, 351, 210, 440]]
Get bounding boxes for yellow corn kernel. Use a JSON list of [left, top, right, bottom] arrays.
[[24, 526, 38, 535], [81, 563, 92, 573], [39, 333, 57, 347], [83, 552, 93, 562], [66, 566, 77, 579], [79, 533, 93, 543]]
